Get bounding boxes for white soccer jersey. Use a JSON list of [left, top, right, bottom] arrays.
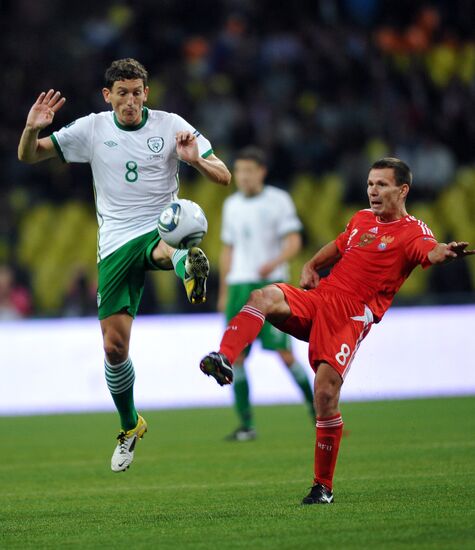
[[52, 108, 212, 260], [221, 186, 302, 284]]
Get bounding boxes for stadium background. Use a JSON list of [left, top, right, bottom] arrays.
[[1, 2, 475, 548], [1, 0, 474, 318]]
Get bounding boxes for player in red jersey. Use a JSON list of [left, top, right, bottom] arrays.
[[199, 157, 475, 504]]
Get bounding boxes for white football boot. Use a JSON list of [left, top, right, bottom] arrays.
[[111, 415, 148, 472]]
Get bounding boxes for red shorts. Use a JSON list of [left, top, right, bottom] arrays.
[[273, 284, 373, 379]]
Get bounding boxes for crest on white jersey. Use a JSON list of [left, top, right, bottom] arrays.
[[147, 137, 164, 153]]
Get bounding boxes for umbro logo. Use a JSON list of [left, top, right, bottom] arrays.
[[104, 140, 118, 147]]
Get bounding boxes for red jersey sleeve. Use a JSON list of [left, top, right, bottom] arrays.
[[405, 221, 438, 269], [335, 214, 357, 254]]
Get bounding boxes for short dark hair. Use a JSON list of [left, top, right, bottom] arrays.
[[104, 58, 148, 89], [234, 146, 267, 167], [371, 157, 412, 187]]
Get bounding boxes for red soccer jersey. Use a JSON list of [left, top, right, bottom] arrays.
[[318, 209, 438, 321]]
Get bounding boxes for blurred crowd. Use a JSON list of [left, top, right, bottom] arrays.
[[1, 0, 474, 317]]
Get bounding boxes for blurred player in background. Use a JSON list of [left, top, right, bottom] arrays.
[[18, 58, 231, 472], [218, 147, 314, 441], [200, 157, 474, 504]]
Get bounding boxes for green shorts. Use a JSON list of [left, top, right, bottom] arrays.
[[97, 230, 162, 320], [225, 282, 291, 355]]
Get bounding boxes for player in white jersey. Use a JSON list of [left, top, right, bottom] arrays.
[[218, 147, 314, 441], [18, 58, 231, 471]]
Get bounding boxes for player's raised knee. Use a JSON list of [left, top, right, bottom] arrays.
[[247, 285, 275, 311], [247, 288, 265, 306]]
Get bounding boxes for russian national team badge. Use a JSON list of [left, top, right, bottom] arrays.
[[358, 233, 378, 247], [378, 235, 394, 250], [147, 137, 164, 153]]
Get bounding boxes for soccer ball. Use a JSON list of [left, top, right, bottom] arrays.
[[158, 199, 208, 249]]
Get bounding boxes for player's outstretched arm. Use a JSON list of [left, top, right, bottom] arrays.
[[176, 131, 231, 185], [300, 240, 341, 289], [428, 241, 475, 265], [18, 90, 66, 164]]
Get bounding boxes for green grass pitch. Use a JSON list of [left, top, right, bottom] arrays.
[[1, 397, 474, 549]]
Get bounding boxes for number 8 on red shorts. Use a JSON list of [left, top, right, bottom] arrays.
[[273, 284, 374, 379]]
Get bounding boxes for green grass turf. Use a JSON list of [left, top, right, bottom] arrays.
[[1, 397, 474, 549]]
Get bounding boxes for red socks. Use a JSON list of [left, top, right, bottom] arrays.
[[314, 413, 343, 490], [219, 306, 265, 364]]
